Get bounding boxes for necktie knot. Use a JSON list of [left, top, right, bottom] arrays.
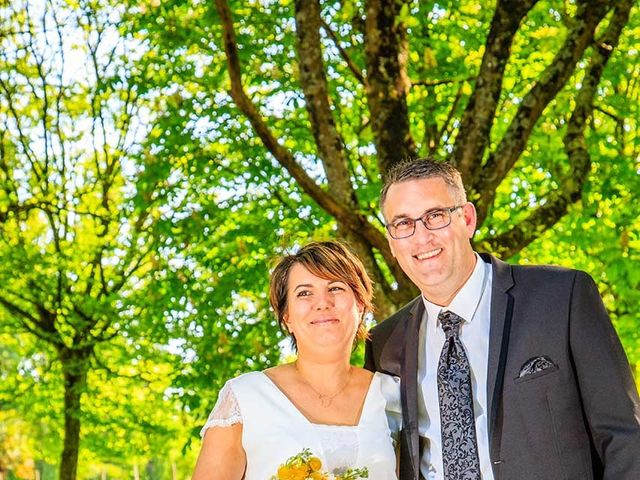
[[438, 310, 464, 339]]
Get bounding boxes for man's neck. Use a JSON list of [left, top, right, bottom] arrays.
[[424, 253, 477, 306]]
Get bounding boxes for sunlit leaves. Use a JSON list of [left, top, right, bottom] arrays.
[[2, 0, 639, 474]]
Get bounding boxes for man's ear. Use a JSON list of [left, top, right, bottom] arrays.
[[462, 202, 477, 238]]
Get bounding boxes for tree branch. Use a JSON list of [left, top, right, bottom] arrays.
[[294, 0, 358, 209], [475, 0, 613, 226], [452, 0, 539, 185], [214, 0, 345, 216], [320, 18, 366, 86], [593, 104, 622, 123], [214, 0, 404, 282], [50, 0, 68, 176], [411, 76, 475, 88], [484, 0, 631, 258], [214, 0, 417, 302], [433, 83, 465, 155], [0, 296, 63, 347], [0, 76, 42, 180]]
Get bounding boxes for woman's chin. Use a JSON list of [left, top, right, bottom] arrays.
[[299, 335, 354, 355]]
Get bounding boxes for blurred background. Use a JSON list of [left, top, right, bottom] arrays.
[[1, 0, 638, 479]]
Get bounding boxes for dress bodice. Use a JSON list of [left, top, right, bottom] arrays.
[[201, 371, 401, 479]]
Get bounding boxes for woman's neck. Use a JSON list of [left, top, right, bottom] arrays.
[[294, 354, 352, 390]]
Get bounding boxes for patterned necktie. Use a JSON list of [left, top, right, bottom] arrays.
[[437, 310, 481, 480]]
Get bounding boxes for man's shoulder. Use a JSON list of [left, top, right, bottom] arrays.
[[511, 262, 577, 277], [483, 253, 592, 288]]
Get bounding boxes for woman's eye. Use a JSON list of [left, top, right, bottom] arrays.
[[329, 285, 346, 292], [296, 290, 311, 297]]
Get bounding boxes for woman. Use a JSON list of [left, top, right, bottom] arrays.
[[192, 241, 400, 479]]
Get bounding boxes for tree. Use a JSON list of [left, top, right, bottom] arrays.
[[0, 1, 193, 478], [115, 1, 640, 435], [2, 1, 637, 475], [126, 0, 638, 315]]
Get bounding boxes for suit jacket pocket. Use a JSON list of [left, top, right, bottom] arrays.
[[514, 364, 559, 384]]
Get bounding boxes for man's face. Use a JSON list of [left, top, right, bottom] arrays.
[[383, 177, 477, 305]]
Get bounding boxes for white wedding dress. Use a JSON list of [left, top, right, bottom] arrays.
[[201, 371, 401, 479]]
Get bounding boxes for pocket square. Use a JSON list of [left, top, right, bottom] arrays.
[[518, 355, 558, 378]]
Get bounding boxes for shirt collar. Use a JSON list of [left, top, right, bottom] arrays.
[[422, 253, 487, 325]]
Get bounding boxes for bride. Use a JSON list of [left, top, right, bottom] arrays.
[[192, 241, 400, 479]]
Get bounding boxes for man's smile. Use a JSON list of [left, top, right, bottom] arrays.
[[414, 248, 443, 261]]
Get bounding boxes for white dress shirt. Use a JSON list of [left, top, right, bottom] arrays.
[[418, 254, 495, 480]]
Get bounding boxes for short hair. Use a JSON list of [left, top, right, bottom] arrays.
[[380, 158, 467, 217], [269, 241, 374, 350]]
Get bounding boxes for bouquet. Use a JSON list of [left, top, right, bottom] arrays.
[[270, 448, 369, 480]]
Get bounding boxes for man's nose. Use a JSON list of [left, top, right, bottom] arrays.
[[413, 218, 434, 240]]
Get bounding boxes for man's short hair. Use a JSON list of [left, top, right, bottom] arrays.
[[380, 158, 467, 218]]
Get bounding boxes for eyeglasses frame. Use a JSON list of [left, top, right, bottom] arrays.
[[385, 205, 465, 240]]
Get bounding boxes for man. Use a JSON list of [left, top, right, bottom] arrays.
[[364, 159, 640, 480]]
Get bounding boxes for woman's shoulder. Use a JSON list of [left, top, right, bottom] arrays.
[[224, 370, 266, 389]]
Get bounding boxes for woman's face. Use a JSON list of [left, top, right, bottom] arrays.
[[284, 263, 363, 353]]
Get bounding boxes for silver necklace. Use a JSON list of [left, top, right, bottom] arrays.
[[295, 362, 353, 408]]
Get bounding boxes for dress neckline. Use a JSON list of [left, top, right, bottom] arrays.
[[259, 370, 379, 428]]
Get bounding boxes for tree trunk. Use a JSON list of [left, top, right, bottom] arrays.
[[58, 349, 91, 480], [365, 0, 416, 178]]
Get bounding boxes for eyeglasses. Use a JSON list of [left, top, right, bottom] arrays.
[[386, 205, 464, 239]]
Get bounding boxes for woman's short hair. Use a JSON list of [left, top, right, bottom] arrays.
[[269, 241, 374, 349]]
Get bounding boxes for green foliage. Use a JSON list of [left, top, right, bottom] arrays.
[[1, 0, 639, 477]]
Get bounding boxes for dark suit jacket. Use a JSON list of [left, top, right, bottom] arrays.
[[365, 254, 640, 480]]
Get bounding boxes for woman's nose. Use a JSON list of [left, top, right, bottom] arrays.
[[314, 292, 333, 310]]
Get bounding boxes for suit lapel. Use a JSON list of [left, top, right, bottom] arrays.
[[401, 298, 424, 479], [482, 253, 515, 464], [378, 324, 404, 377], [379, 296, 424, 480]]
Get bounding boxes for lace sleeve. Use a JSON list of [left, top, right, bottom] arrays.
[[199, 382, 243, 438]]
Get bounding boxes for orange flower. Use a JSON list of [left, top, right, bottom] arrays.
[[309, 472, 328, 480], [277, 465, 295, 480], [308, 457, 322, 472], [272, 448, 367, 480], [277, 465, 310, 480], [292, 465, 311, 480]]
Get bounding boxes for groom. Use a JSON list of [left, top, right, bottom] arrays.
[[365, 158, 640, 479]]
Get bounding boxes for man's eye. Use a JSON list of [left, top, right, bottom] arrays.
[[395, 219, 413, 228], [427, 211, 445, 221]]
